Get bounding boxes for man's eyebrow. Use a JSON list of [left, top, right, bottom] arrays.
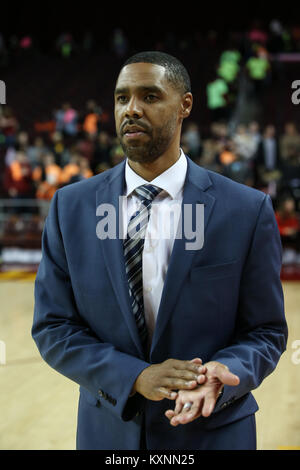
[[138, 85, 163, 94], [114, 87, 129, 95], [114, 85, 163, 95]]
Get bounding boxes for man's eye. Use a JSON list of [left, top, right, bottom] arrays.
[[117, 96, 128, 103], [145, 94, 158, 102]]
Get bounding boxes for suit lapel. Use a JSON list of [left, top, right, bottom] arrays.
[[95, 161, 146, 358], [150, 158, 216, 358]]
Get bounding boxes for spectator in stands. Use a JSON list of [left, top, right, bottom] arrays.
[[224, 160, 254, 186], [62, 102, 78, 137], [50, 131, 70, 167], [198, 137, 220, 172], [75, 134, 95, 164], [27, 136, 49, 167], [212, 121, 229, 145], [217, 138, 238, 167], [54, 103, 78, 137], [68, 157, 93, 184], [19, 36, 33, 53], [2, 130, 29, 169], [247, 121, 262, 153], [82, 110, 99, 138], [15, 131, 30, 155], [60, 153, 81, 184], [33, 152, 62, 201], [254, 124, 282, 194], [219, 48, 241, 67], [232, 123, 258, 161], [216, 138, 254, 186], [217, 60, 240, 85], [3, 151, 34, 211], [0, 106, 19, 147], [245, 45, 271, 96], [54, 106, 65, 133], [82, 99, 102, 138], [56, 33, 74, 58], [92, 131, 113, 172], [181, 122, 202, 162], [247, 20, 269, 47], [279, 122, 300, 167], [206, 76, 230, 122], [275, 195, 300, 264], [198, 121, 228, 171], [78, 156, 93, 179], [217, 48, 241, 86]]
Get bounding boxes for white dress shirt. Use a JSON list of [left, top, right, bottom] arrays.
[[123, 149, 187, 343]]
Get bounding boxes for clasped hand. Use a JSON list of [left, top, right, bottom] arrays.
[[132, 358, 240, 426]]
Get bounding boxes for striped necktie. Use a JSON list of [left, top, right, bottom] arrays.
[[123, 184, 162, 352]]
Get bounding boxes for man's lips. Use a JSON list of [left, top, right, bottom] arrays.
[[122, 124, 149, 136], [124, 131, 147, 139], [122, 125, 149, 140]]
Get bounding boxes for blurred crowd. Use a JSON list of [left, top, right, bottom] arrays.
[[1, 18, 299, 138], [1, 99, 300, 263], [0, 100, 124, 201], [1, 17, 300, 265], [0, 18, 300, 64]]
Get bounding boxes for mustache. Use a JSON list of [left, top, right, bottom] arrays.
[[120, 119, 151, 135]]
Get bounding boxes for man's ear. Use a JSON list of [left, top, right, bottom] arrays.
[[180, 92, 193, 119]]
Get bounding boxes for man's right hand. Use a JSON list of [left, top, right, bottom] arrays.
[[132, 358, 206, 401]]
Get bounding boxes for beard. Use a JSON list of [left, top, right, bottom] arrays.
[[118, 115, 177, 163]]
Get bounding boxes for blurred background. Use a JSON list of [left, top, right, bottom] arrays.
[[0, 3, 300, 450]]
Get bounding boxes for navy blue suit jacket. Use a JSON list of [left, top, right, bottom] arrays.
[[32, 156, 288, 449]]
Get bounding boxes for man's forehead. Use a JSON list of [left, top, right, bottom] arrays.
[[116, 62, 168, 90]]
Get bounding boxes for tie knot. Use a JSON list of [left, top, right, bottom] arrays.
[[135, 184, 162, 202]]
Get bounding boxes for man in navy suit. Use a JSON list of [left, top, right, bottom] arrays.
[[32, 51, 288, 450]]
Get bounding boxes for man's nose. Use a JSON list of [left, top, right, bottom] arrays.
[[125, 96, 143, 119]]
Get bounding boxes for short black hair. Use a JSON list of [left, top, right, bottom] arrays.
[[122, 51, 191, 95]]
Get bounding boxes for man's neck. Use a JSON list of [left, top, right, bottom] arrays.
[[127, 149, 181, 182]]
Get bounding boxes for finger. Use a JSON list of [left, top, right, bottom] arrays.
[[166, 410, 181, 426], [217, 368, 240, 386], [162, 378, 199, 390], [196, 373, 207, 385], [171, 400, 202, 426], [173, 360, 204, 374], [170, 366, 206, 382], [190, 357, 203, 364], [165, 409, 175, 420], [174, 399, 184, 416], [157, 387, 178, 400], [201, 393, 217, 418]]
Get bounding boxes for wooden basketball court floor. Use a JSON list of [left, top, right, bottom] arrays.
[[0, 279, 299, 450]]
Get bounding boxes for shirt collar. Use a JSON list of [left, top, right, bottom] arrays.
[[124, 149, 187, 200]]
